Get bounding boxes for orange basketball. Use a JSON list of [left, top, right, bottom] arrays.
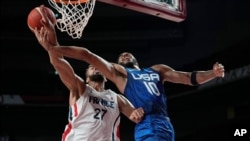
[[27, 6, 56, 31]]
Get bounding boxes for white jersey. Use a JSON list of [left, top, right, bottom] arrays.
[[62, 85, 121, 141]]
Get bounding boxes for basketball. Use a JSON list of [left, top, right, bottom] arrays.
[[27, 6, 56, 31]]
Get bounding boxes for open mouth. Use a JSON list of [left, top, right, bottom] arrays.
[[94, 71, 101, 75]]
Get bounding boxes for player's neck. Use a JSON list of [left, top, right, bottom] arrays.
[[125, 65, 140, 70], [88, 81, 105, 92]]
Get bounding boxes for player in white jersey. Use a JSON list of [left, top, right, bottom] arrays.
[[63, 84, 121, 141], [33, 52, 144, 141], [61, 65, 141, 141], [31, 6, 144, 140]]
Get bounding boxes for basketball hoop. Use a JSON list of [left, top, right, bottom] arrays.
[[48, 0, 96, 39]]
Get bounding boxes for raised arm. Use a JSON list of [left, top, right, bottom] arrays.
[[48, 52, 85, 93], [35, 5, 128, 93], [153, 62, 225, 86], [33, 26, 85, 105], [49, 46, 128, 89]]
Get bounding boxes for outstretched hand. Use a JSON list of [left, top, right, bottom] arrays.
[[32, 5, 59, 52], [39, 5, 58, 46], [33, 26, 52, 51], [129, 107, 144, 124], [213, 62, 225, 78]]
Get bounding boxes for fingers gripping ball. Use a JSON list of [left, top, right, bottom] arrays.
[[27, 6, 56, 31]]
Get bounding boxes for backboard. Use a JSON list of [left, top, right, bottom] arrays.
[[97, 0, 187, 22]]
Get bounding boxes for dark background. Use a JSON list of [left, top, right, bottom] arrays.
[[1, 0, 250, 140]]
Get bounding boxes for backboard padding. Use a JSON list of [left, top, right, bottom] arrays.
[[97, 0, 186, 22]]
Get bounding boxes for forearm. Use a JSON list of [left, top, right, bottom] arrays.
[[47, 50, 79, 90], [117, 95, 137, 122], [50, 45, 89, 61], [190, 62, 225, 85], [195, 70, 217, 85], [47, 50, 63, 66]]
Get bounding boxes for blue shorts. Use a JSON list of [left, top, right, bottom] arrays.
[[134, 114, 175, 141]]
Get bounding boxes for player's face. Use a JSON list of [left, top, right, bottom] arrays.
[[86, 65, 105, 83], [118, 52, 137, 68], [87, 65, 101, 75]]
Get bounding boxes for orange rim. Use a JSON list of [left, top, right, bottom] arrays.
[[54, 0, 89, 4]]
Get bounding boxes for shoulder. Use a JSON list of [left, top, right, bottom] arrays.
[[150, 64, 175, 79], [105, 88, 117, 94], [112, 62, 127, 76], [112, 63, 125, 70], [151, 64, 174, 71], [82, 84, 92, 95]]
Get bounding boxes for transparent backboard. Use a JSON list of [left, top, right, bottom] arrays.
[[97, 0, 186, 22]]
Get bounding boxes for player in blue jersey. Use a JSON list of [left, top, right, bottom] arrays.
[[35, 5, 225, 141]]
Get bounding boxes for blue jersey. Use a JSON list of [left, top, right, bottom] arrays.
[[124, 67, 168, 116], [124, 67, 174, 141]]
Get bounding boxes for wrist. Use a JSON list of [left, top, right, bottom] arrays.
[[191, 71, 199, 86]]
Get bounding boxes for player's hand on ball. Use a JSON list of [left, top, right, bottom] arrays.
[[33, 27, 51, 51]]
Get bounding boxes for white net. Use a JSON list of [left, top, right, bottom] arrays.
[[48, 0, 96, 39]]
